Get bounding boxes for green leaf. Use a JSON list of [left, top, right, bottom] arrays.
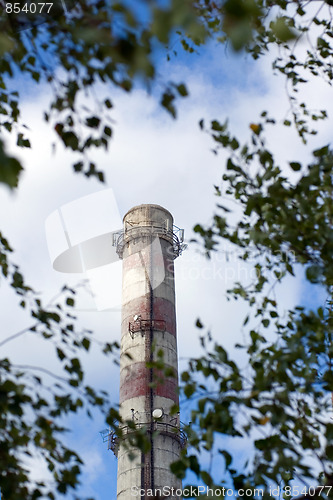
[[16, 133, 31, 148], [220, 449, 232, 468], [201, 470, 213, 486], [82, 338, 90, 351], [104, 126, 112, 137], [161, 91, 176, 118], [0, 140, 23, 189], [289, 162, 301, 171], [63, 132, 79, 150], [211, 120, 226, 132], [56, 348, 66, 361], [73, 162, 83, 172], [306, 265, 322, 283], [184, 383, 195, 398], [270, 17, 296, 42], [176, 83, 188, 96], [85, 116, 101, 129], [189, 454, 200, 475], [313, 145, 329, 157], [326, 423, 333, 441]]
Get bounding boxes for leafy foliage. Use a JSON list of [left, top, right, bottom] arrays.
[[0, 0, 210, 183], [0, 234, 121, 498], [176, 1, 333, 493]]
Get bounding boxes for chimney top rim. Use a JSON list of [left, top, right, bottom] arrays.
[[123, 204, 173, 222]]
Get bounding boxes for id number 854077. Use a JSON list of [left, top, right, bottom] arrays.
[[5, 3, 53, 13]]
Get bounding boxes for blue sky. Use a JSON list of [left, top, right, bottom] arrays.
[[1, 5, 333, 498]]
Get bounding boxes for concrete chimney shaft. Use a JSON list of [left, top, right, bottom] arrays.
[[117, 205, 183, 500]]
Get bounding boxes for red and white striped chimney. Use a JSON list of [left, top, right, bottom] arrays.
[[116, 204, 184, 500]]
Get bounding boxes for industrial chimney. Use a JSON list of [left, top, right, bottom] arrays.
[[114, 204, 185, 500]]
